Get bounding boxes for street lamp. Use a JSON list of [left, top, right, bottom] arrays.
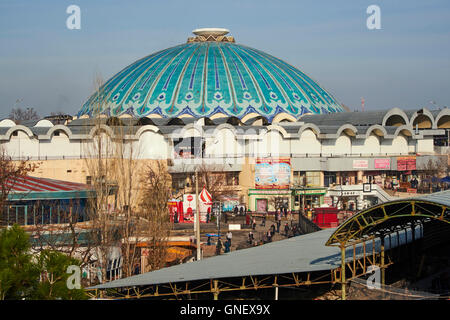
[[191, 169, 201, 261]]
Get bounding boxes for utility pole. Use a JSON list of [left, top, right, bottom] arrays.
[[195, 169, 201, 261]]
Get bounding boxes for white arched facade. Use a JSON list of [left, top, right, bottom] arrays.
[[333, 135, 352, 155], [138, 131, 168, 159], [293, 129, 321, 155], [352, 134, 380, 155]]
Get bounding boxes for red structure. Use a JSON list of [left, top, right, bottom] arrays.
[[168, 200, 184, 223], [312, 207, 339, 228]]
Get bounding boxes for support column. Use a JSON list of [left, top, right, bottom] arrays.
[[381, 235, 385, 286], [340, 244, 346, 300], [213, 280, 219, 300], [195, 170, 201, 261]]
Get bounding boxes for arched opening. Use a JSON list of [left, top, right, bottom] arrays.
[[386, 115, 407, 127], [167, 118, 185, 126], [413, 114, 433, 129], [437, 115, 450, 129]]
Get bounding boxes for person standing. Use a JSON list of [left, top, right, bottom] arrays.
[[276, 212, 281, 233], [226, 231, 232, 245], [252, 217, 256, 230], [216, 238, 223, 255], [262, 213, 266, 227], [224, 240, 231, 253], [284, 222, 290, 237]]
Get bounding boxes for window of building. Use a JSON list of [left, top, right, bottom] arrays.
[[86, 176, 92, 185], [324, 172, 337, 187], [294, 171, 321, 187], [306, 172, 321, 187], [171, 173, 187, 190], [226, 172, 239, 186]]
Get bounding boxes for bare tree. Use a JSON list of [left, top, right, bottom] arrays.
[[82, 75, 122, 283], [417, 156, 448, 193], [196, 164, 239, 203], [9, 107, 40, 123], [138, 160, 173, 273], [0, 147, 39, 226]]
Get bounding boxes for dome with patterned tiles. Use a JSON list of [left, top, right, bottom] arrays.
[[78, 28, 345, 121]]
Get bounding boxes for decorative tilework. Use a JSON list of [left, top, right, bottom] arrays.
[[78, 42, 343, 121]]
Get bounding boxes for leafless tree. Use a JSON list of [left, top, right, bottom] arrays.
[[417, 156, 448, 193], [196, 164, 239, 203], [8, 107, 40, 123], [138, 160, 173, 273], [82, 75, 123, 283], [0, 147, 39, 226]]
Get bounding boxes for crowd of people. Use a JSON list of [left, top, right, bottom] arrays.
[[247, 209, 301, 246], [209, 206, 303, 255]]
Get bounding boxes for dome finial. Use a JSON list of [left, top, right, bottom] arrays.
[[188, 28, 235, 43]]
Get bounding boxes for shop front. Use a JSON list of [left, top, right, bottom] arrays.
[[292, 188, 327, 211], [247, 189, 292, 214]]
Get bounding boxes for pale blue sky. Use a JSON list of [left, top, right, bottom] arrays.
[[1, 0, 449, 118]]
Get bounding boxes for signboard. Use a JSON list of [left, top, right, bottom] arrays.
[[353, 159, 368, 169], [323, 196, 333, 206], [183, 194, 196, 223], [255, 158, 291, 189], [397, 156, 416, 171], [374, 158, 390, 170], [168, 200, 184, 223]]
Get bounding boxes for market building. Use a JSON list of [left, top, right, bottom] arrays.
[[1, 29, 449, 214], [1, 175, 95, 227]]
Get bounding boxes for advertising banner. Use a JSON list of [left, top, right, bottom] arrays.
[[374, 158, 391, 170], [255, 158, 291, 189], [353, 159, 369, 169], [397, 156, 416, 171], [182, 190, 211, 223]]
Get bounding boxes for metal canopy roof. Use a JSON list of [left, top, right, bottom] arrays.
[[326, 190, 450, 246], [7, 176, 95, 201], [91, 228, 342, 289]]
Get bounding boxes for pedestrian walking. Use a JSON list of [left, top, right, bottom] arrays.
[[224, 239, 231, 253], [284, 223, 290, 236], [216, 238, 223, 255], [226, 231, 232, 245], [262, 213, 266, 227], [270, 224, 276, 235], [276, 213, 281, 233], [252, 217, 256, 230], [248, 231, 254, 244]]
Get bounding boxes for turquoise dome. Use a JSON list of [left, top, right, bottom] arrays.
[[78, 30, 344, 121]]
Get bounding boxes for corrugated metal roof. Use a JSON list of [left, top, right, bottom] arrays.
[[91, 224, 422, 290], [91, 228, 344, 289], [7, 176, 95, 201], [410, 189, 450, 207]]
